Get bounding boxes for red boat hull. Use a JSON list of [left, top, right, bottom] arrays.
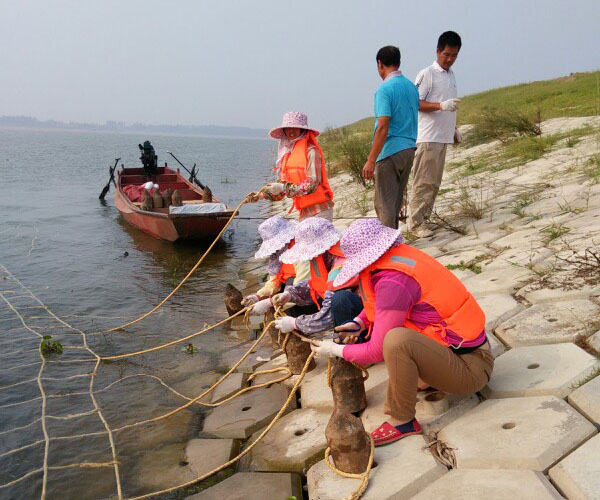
[[114, 167, 235, 242]]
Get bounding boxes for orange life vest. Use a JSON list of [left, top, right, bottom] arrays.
[[273, 240, 296, 287], [309, 242, 360, 307], [358, 245, 485, 347], [280, 132, 334, 212]]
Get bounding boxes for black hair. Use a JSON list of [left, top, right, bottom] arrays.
[[437, 31, 462, 51], [376, 46, 400, 67]]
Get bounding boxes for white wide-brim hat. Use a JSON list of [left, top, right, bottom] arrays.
[[280, 217, 340, 264], [333, 219, 403, 287], [254, 216, 297, 259], [269, 111, 320, 139]]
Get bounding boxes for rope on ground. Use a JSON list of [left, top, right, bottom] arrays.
[[100, 307, 249, 361], [98, 196, 249, 334], [324, 435, 375, 500], [125, 351, 317, 500]]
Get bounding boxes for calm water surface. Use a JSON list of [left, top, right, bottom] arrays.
[[0, 128, 276, 499]]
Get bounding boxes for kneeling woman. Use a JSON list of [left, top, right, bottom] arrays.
[[309, 219, 493, 446]]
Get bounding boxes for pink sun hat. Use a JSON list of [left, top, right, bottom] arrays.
[[280, 217, 340, 264], [254, 216, 297, 260], [333, 219, 403, 287], [269, 111, 320, 139]]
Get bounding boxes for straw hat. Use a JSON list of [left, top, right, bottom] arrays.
[[254, 216, 297, 260], [280, 217, 340, 264], [269, 111, 320, 139], [333, 219, 403, 287]]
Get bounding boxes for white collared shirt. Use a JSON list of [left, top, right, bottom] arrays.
[[414, 61, 458, 144]]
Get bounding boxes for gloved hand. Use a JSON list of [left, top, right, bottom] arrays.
[[271, 291, 291, 307], [246, 192, 261, 203], [309, 339, 345, 358], [440, 98, 460, 112], [241, 294, 260, 306], [251, 298, 273, 315], [261, 183, 285, 196], [274, 316, 296, 333], [454, 127, 463, 144], [334, 318, 366, 344]]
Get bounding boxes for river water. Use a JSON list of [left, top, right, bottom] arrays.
[[0, 128, 275, 499]]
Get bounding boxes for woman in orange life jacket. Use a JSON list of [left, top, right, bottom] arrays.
[[249, 111, 334, 222], [253, 217, 363, 335], [307, 218, 494, 446], [243, 216, 310, 314]]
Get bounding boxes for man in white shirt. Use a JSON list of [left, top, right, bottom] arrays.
[[408, 31, 462, 238]]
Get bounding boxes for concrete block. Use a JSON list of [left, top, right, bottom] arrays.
[[187, 472, 303, 500], [549, 433, 600, 500], [495, 300, 600, 347], [209, 372, 245, 403], [249, 354, 289, 386], [477, 294, 524, 333], [485, 246, 553, 272], [306, 435, 446, 500], [362, 385, 480, 435], [442, 231, 504, 252], [587, 330, 600, 353], [462, 267, 534, 297], [411, 469, 562, 500], [450, 268, 476, 281], [487, 332, 507, 358], [202, 384, 295, 438], [248, 408, 331, 472], [517, 286, 596, 305], [436, 247, 493, 268], [438, 396, 597, 471], [300, 357, 388, 410], [568, 374, 600, 423], [482, 343, 599, 398], [218, 342, 275, 374], [490, 228, 545, 250], [184, 439, 236, 477]]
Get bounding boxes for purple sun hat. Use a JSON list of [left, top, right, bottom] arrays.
[[254, 216, 297, 260], [269, 112, 320, 139], [333, 219, 403, 287], [280, 217, 340, 264]]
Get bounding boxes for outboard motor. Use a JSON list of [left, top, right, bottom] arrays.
[[138, 140, 158, 176]]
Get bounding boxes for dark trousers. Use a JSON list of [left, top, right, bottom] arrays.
[[331, 290, 364, 326]]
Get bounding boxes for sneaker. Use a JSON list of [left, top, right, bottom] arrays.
[[412, 225, 434, 239]]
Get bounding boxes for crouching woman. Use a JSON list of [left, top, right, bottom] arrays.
[[309, 218, 493, 446]]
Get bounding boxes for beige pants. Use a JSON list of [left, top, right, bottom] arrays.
[[407, 142, 448, 230], [374, 148, 415, 229], [383, 328, 494, 422]]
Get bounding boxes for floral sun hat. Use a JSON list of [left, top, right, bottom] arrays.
[[269, 111, 320, 139], [254, 216, 297, 260], [280, 217, 340, 264], [332, 218, 403, 287]]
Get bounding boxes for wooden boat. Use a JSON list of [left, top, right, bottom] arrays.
[[114, 166, 235, 242]]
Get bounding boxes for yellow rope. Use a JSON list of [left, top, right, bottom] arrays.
[[324, 435, 375, 500], [99, 197, 249, 334], [125, 351, 317, 500], [100, 307, 249, 361]]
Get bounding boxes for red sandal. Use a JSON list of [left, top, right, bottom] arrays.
[[370, 420, 422, 447]]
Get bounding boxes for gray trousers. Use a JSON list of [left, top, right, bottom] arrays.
[[374, 148, 415, 229], [407, 142, 448, 229]]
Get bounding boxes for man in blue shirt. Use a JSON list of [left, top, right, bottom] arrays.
[[362, 46, 419, 229]]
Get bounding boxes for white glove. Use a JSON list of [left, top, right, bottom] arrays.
[[440, 98, 461, 112], [261, 183, 285, 196], [454, 127, 463, 144], [251, 298, 273, 315], [274, 316, 297, 333], [271, 291, 291, 307], [241, 294, 260, 306], [309, 339, 345, 358]]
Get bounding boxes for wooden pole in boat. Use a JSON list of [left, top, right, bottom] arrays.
[[166, 151, 206, 189], [99, 158, 120, 200]]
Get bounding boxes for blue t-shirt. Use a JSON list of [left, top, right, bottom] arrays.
[[373, 73, 419, 162]]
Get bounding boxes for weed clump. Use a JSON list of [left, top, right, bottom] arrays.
[[464, 107, 541, 146], [40, 336, 63, 356]]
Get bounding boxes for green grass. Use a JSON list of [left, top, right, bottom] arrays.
[[585, 154, 600, 183], [458, 71, 600, 125], [540, 222, 570, 245]]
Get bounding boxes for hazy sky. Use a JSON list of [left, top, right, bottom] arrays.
[[1, 0, 598, 131]]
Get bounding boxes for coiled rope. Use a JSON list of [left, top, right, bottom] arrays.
[[97, 196, 250, 334]]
